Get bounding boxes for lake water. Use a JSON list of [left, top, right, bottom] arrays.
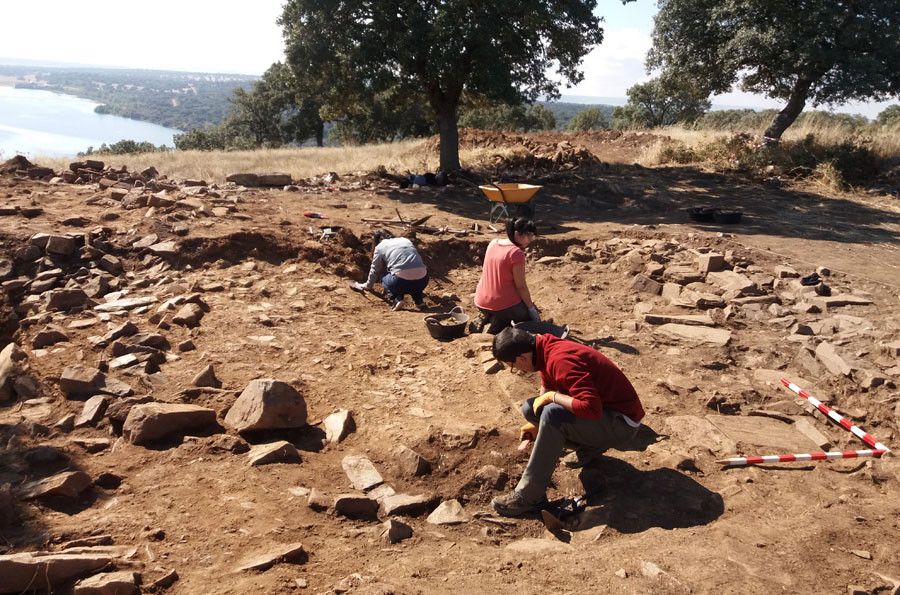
[[0, 86, 182, 158]]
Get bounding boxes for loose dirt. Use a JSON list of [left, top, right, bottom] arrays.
[[0, 134, 899, 595]]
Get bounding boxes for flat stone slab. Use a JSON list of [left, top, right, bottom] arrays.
[[505, 538, 572, 555], [380, 493, 434, 517], [811, 295, 874, 309], [707, 270, 754, 293], [643, 313, 716, 327], [815, 341, 852, 376], [341, 455, 384, 491], [20, 470, 92, 499], [707, 415, 820, 453], [94, 296, 157, 312], [0, 552, 113, 592], [123, 403, 217, 445], [74, 570, 138, 595], [235, 543, 306, 572], [655, 324, 731, 346], [247, 441, 301, 466]]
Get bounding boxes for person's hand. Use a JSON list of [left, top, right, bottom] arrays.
[[528, 305, 541, 321], [350, 281, 368, 292], [519, 422, 538, 442], [532, 391, 556, 415]]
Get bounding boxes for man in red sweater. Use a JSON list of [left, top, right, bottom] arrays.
[[490, 327, 645, 517]]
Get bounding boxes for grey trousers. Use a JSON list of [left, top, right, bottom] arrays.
[[516, 397, 639, 502]]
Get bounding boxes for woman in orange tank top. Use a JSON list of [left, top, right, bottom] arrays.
[[473, 218, 539, 334]]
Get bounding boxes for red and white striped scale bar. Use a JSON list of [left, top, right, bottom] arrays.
[[780, 378, 891, 453], [718, 449, 887, 467]]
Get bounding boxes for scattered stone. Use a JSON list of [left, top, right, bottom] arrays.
[[172, 303, 205, 327], [394, 445, 432, 476], [815, 341, 852, 376], [55, 413, 76, 432], [774, 266, 799, 278], [474, 465, 509, 490], [235, 543, 306, 572], [149, 569, 179, 590], [381, 518, 413, 544], [792, 418, 832, 450], [342, 455, 384, 491], [123, 403, 217, 445], [247, 441, 301, 466], [656, 324, 731, 346], [811, 295, 874, 309], [20, 470, 92, 499], [615, 568, 628, 579], [630, 274, 661, 295], [0, 342, 25, 401], [643, 313, 715, 327], [323, 409, 355, 443], [148, 241, 178, 256], [850, 549, 872, 560], [73, 570, 138, 595], [0, 551, 113, 592], [70, 438, 111, 454], [224, 379, 307, 432], [426, 499, 469, 525], [707, 270, 755, 294], [94, 296, 157, 313], [177, 339, 196, 352], [380, 493, 434, 517], [74, 396, 109, 428], [307, 488, 331, 512], [697, 253, 725, 273], [333, 494, 379, 520], [856, 369, 886, 389], [191, 364, 222, 388], [59, 365, 105, 397], [881, 341, 900, 357], [33, 326, 69, 349], [47, 288, 91, 311]]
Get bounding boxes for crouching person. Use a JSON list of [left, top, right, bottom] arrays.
[[490, 327, 645, 517], [350, 229, 429, 311]]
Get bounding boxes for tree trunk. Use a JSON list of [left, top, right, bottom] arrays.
[[315, 121, 324, 147], [763, 77, 814, 140], [436, 109, 461, 172]]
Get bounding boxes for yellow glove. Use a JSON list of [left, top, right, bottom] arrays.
[[532, 391, 556, 415], [519, 422, 538, 442]]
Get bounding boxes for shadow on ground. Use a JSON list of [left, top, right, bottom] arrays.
[[382, 164, 900, 247], [573, 456, 724, 534]]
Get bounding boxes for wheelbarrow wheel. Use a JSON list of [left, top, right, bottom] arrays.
[[515, 201, 535, 219]]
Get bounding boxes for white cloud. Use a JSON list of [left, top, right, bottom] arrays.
[[563, 27, 653, 97]]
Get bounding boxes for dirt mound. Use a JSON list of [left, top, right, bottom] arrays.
[[425, 129, 601, 172]]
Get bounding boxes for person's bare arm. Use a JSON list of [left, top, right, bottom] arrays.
[[511, 263, 534, 308]]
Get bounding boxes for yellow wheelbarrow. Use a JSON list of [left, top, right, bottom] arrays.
[[479, 183, 542, 223]]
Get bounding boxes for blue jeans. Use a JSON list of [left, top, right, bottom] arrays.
[[382, 273, 428, 304]]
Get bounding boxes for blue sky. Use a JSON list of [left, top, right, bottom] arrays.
[[0, 0, 894, 118]]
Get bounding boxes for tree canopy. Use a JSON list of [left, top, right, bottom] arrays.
[[611, 76, 710, 129], [566, 107, 608, 131], [279, 0, 604, 170], [647, 0, 900, 139], [459, 102, 556, 133]]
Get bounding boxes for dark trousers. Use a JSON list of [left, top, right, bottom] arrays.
[[479, 302, 530, 334], [382, 273, 428, 304]]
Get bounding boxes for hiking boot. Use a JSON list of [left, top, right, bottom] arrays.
[[491, 491, 545, 518], [391, 300, 404, 312]]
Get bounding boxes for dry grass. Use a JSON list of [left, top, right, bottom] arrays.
[[36, 139, 447, 183]]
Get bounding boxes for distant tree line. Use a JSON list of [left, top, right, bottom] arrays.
[[1, 65, 255, 131]]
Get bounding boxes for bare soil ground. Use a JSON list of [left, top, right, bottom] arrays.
[[1, 132, 899, 595]]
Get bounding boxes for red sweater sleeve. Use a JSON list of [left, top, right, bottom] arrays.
[[546, 353, 604, 419]]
